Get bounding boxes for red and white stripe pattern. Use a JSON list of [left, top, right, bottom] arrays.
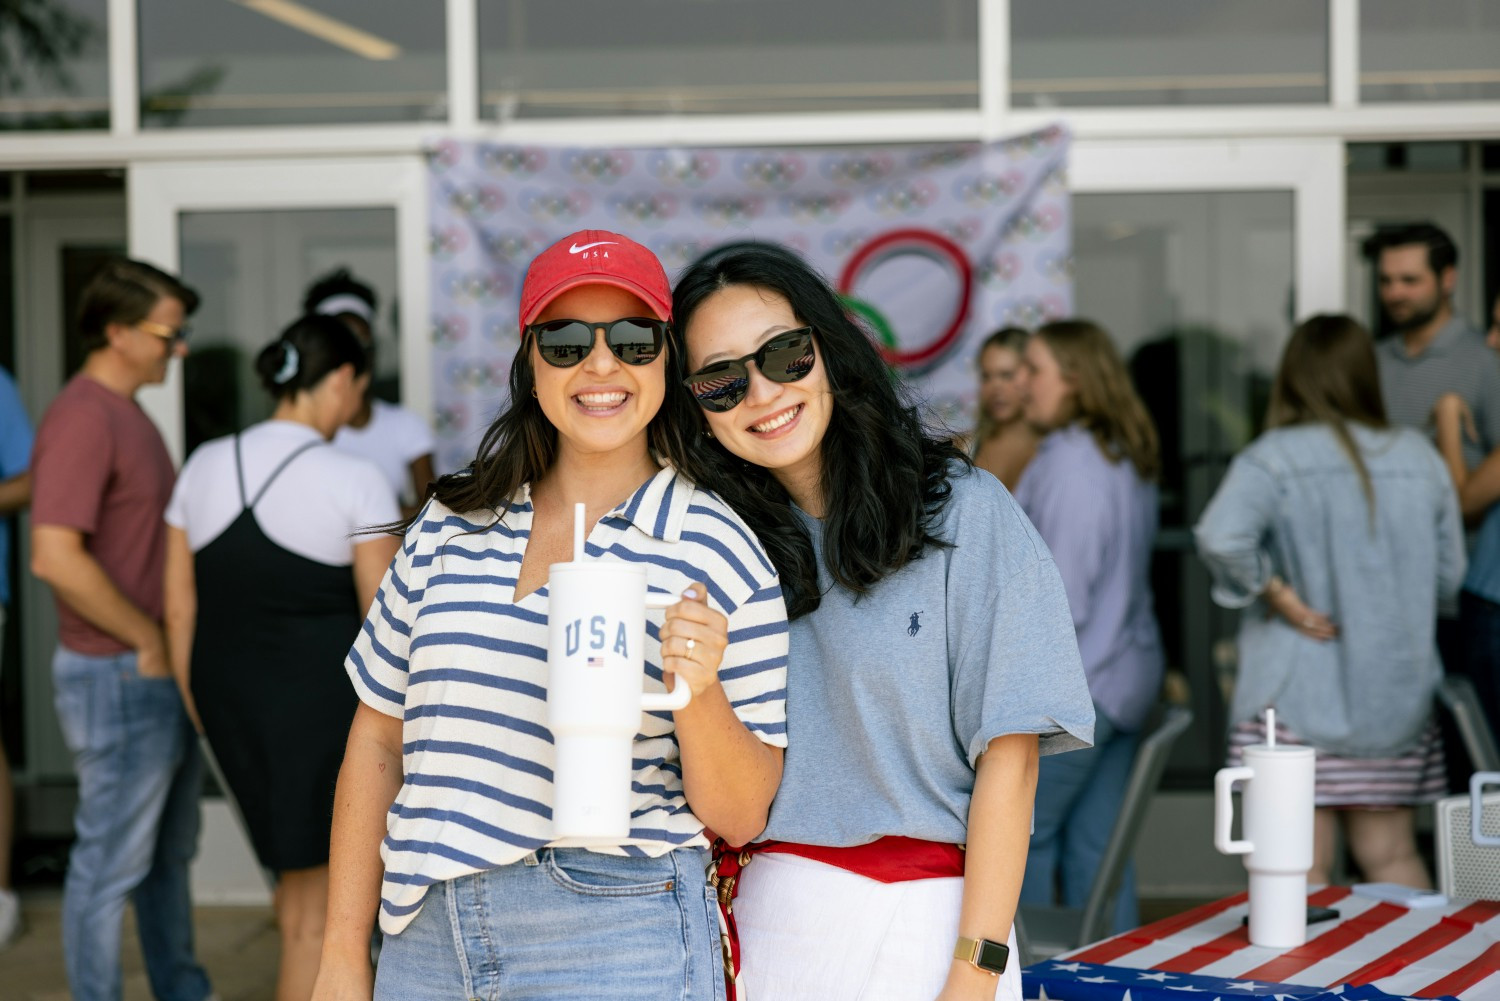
[[1053, 889, 1500, 999]]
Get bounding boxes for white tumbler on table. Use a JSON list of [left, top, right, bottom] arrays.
[[1214, 709, 1315, 948], [547, 504, 691, 843]]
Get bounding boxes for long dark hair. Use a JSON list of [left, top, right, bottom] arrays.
[[405, 307, 697, 531], [1265, 313, 1388, 514], [254, 313, 369, 399], [670, 243, 968, 618]]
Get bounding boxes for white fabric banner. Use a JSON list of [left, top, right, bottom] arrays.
[[426, 126, 1072, 471]]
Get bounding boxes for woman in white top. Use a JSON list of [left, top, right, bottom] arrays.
[[164, 314, 400, 1001]]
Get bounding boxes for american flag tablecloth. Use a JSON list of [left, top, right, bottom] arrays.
[[1023, 887, 1500, 1000]]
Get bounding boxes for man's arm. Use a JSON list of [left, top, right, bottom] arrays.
[[1475, 352, 1500, 455], [31, 524, 168, 677], [0, 472, 29, 516]]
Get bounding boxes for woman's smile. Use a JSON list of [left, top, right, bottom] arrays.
[[572, 386, 632, 416], [746, 402, 803, 437]]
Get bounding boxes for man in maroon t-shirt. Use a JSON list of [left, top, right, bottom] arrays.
[[30, 259, 215, 1001]]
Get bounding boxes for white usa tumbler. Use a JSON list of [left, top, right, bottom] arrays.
[[1214, 721, 1315, 948], [547, 555, 691, 844]]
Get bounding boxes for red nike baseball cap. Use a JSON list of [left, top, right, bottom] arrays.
[[518, 230, 672, 329]]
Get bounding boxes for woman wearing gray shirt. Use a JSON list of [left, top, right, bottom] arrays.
[[673, 244, 1093, 1001], [1195, 314, 1464, 890]]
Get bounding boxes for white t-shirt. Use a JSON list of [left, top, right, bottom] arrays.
[[167, 420, 400, 566], [332, 399, 435, 504]]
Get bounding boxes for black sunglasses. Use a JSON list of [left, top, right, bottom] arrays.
[[683, 327, 817, 413], [525, 317, 668, 368]]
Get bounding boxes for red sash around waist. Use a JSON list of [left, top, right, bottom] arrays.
[[711, 837, 965, 1000]]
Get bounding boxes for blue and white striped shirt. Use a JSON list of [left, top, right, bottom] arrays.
[[347, 466, 789, 934]]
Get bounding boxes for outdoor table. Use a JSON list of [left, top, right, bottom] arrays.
[[1023, 886, 1500, 1000]]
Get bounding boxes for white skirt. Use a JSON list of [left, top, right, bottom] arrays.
[[733, 852, 1023, 1001]]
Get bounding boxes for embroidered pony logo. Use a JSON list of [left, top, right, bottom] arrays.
[[908, 612, 922, 637]]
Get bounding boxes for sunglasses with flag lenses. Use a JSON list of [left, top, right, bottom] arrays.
[[526, 317, 668, 368], [683, 327, 817, 413]]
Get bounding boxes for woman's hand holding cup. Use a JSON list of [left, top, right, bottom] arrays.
[[660, 584, 728, 700]]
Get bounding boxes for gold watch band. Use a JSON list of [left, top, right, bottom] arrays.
[[953, 935, 1004, 975]]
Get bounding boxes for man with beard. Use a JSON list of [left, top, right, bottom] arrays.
[[1370, 222, 1499, 790], [1372, 223, 1500, 470]]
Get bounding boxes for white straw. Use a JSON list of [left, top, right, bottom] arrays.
[[573, 503, 585, 563], [1266, 707, 1277, 748]]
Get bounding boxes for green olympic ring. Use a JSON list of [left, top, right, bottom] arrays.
[[839, 295, 899, 351]]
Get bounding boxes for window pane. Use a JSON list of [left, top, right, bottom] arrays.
[[0, 0, 109, 130], [139, 1, 446, 128], [1011, 0, 1327, 107], [1347, 141, 1469, 174], [1073, 191, 1295, 787], [177, 208, 399, 451], [478, 0, 979, 118], [1361, 0, 1500, 103]]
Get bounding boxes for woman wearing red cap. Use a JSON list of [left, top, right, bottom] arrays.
[[312, 231, 788, 1001]]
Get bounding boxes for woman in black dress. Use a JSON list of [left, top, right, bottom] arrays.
[[164, 314, 401, 1001]]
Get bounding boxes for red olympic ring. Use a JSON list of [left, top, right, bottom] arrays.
[[837, 228, 973, 369]]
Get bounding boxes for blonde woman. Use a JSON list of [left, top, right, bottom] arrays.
[[971, 328, 1039, 491], [1015, 319, 1164, 933]]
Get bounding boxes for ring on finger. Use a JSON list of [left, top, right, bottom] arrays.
[[685, 637, 696, 658]]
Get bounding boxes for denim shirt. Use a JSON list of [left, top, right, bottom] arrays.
[[1194, 424, 1465, 757]]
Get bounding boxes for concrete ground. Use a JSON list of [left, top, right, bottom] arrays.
[[1, 890, 1212, 1001], [4, 889, 281, 1001]]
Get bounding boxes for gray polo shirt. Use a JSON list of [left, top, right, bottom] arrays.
[[1376, 316, 1500, 471], [758, 464, 1094, 847]]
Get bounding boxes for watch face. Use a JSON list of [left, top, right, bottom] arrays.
[[976, 938, 1009, 973]]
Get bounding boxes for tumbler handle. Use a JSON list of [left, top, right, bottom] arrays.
[[642, 592, 692, 711], [1215, 766, 1255, 855]]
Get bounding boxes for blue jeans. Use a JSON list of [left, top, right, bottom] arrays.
[[52, 647, 212, 1001], [374, 848, 725, 1001], [1021, 704, 1141, 934]]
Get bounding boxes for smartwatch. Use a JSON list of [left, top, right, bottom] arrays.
[[953, 935, 1009, 975]]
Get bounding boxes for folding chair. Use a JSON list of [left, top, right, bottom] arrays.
[[1018, 704, 1194, 963], [1436, 676, 1500, 773]]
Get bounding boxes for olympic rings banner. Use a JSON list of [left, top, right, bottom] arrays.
[[425, 126, 1071, 472]]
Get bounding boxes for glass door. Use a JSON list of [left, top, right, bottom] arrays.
[[127, 157, 428, 901], [1065, 137, 1342, 897], [1069, 136, 1344, 786]]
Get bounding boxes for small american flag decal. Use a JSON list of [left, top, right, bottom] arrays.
[[587, 656, 605, 668]]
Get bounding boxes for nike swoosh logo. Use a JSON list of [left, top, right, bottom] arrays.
[[569, 241, 617, 254]]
